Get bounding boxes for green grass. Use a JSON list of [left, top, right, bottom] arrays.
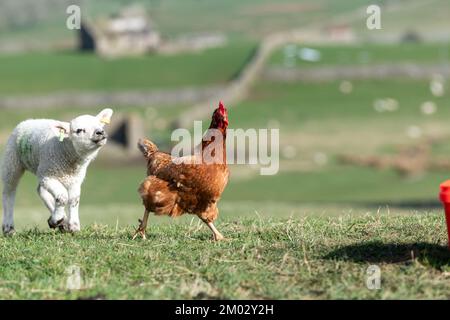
[[0, 212, 448, 299], [1, 77, 449, 208], [225, 167, 449, 204], [0, 41, 449, 300], [0, 41, 255, 94], [2, 1, 450, 299], [232, 79, 449, 129], [1, 163, 447, 214], [269, 43, 450, 68]]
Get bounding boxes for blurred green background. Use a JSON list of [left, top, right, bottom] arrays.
[[0, 0, 449, 229]]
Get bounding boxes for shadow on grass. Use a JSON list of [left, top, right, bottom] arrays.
[[362, 200, 442, 210], [324, 242, 450, 270]]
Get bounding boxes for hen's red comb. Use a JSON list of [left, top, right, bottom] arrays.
[[219, 101, 225, 112]]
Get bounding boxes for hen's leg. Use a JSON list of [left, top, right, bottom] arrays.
[[132, 209, 149, 240], [203, 220, 224, 241]]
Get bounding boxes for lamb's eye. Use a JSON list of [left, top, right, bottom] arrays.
[[76, 129, 85, 134]]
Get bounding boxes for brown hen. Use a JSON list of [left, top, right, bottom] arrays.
[[133, 101, 229, 240]]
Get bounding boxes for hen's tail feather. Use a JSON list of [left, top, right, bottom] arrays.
[[137, 138, 158, 159]]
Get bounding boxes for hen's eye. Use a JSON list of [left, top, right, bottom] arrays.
[[76, 129, 85, 134]]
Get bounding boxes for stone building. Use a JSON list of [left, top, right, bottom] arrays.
[[79, 6, 160, 58]]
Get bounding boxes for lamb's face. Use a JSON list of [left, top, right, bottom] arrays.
[[53, 109, 114, 155], [70, 115, 109, 153]]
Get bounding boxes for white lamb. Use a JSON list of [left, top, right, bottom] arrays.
[[1, 109, 113, 235]]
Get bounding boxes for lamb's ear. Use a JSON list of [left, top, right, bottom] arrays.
[[96, 108, 113, 126], [51, 122, 70, 142]]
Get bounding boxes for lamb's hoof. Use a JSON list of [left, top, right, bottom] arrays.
[[2, 225, 15, 236], [48, 217, 65, 229], [59, 222, 80, 233]]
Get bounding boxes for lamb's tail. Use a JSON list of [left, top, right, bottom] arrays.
[[137, 138, 158, 159]]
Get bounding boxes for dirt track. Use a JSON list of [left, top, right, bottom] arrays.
[[263, 64, 450, 82]]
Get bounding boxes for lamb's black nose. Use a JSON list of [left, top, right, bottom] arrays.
[[95, 129, 105, 137]]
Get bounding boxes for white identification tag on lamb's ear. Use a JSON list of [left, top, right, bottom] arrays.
[[100, 117, 110, 125], [97, 108, 113, 126], [51, 122, 70, 142], [59, 128, 66, 142]]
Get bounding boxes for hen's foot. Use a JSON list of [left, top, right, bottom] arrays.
[[212, 232, 225, 241], [132, 219, 147, 240], [132, 228, 147, 240]]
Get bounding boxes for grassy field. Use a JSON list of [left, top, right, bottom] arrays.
[[0, 212, 448, 299], [231, 78, 450, 176], [1, 48, 449, 206], [233, 78, 449, 128], [3, 165, 448, 209], [1, 2, 450, 299], [1, 76, 449, 208], [269, 43, 450, 68], [0, 41, 255, 94]]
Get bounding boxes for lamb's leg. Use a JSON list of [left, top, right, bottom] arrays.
[[38, 185, 55, 213], [132, 210, 149, 240], [38, 185, 79, 233], [2, 148, 24, 236], [39, 178, 68, 229], [2, 182, 23, 236], [66, 185, 81, 233]]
